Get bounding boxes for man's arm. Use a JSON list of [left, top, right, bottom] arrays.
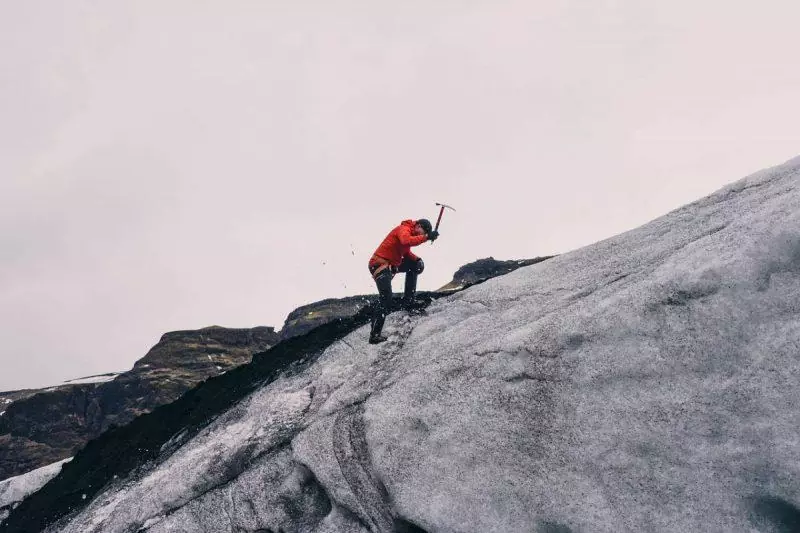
[[397, 226, 428, 247]]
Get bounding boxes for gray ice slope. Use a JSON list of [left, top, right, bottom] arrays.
[[51, 157, 800, 532], [0, 458, 71, 524]]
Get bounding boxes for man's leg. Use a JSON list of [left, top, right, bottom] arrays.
[[398, 257, 425, 310], [370, 268, 394, 343]]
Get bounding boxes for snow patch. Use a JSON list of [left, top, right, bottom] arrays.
[[0, 457, 72, 523], [63, 373, 121, 385], [159, 430, 189, 453]]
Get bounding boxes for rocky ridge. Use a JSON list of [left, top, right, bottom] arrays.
[[437, 256, 554, 291], [279, 256, 556, 341], [0, 260, 542, 484], [279, 296, 373, 341]]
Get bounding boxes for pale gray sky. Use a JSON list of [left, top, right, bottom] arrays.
[[1, 0, 798, 391]]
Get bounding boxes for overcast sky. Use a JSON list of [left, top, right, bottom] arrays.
[[1, 1, 798, 391]]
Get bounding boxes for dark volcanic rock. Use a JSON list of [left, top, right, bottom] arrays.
[[0, 326, 278, 481], [279, 296, 372, 341], [437, 256, 554, 291]]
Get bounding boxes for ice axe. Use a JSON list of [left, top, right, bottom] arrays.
[[431, 202, 456, 244]]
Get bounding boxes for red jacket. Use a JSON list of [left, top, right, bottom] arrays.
[[370, 220, 428, 267]]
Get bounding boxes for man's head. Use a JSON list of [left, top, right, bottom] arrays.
[[415, 219, 433, 236]]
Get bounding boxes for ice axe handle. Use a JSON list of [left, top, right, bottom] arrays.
[[434, 205, 446, 232], [430, 205, 446, 245]]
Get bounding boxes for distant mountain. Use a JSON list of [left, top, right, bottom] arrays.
[[0, 326, 279, 481], [7, 157, 799, 532]]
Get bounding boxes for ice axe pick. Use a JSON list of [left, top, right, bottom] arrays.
[[431, 202, 456, 244]]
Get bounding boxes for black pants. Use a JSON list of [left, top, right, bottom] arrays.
[[369, 257, 421, 339]]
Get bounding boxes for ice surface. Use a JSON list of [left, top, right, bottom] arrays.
[[0, 458, 72, 525], [47, 157, 800, 532]]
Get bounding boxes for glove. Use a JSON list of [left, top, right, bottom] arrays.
[[415, 258, 425, 274], [427, 230, 439, 242]]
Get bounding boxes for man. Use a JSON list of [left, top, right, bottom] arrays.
[[368, 218, 439, 344]]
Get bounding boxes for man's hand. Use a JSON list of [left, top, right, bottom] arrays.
[[416, 258, 425, 274], [427, 230, 440, 242]]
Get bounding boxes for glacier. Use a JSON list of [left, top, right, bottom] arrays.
[[7, 157, 800, 532]]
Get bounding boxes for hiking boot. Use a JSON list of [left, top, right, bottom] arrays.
[[369, 334, 388, 344]]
